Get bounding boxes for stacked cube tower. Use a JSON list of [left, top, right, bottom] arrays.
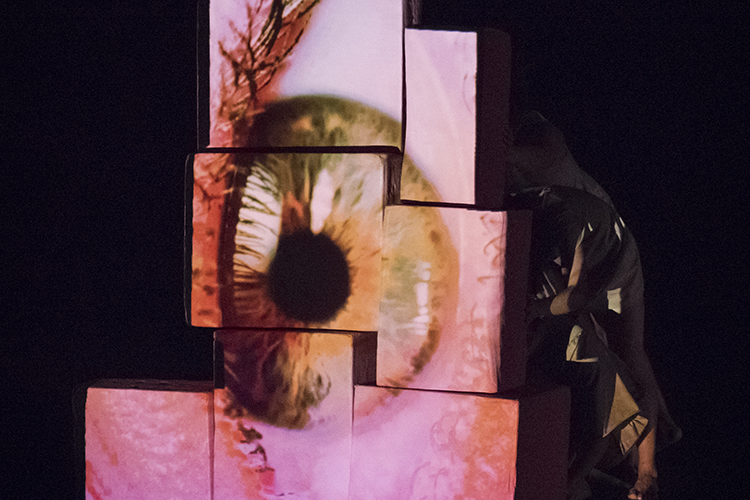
[[84, 1, 570, 498]]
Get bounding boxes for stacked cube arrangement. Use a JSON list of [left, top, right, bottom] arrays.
[[84, 1, 569, 498]]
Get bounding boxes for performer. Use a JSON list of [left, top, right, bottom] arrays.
[[506, 111, 614, 206], [506, 114, 680, 500]]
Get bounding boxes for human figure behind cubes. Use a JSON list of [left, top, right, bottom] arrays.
[[505, 113, 680, 500]]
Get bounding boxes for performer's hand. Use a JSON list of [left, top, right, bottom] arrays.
[[526, 297, 553, 323], [628, 471, 658, 500]]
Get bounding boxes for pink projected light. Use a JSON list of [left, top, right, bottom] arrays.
[[214, 331, 355, 500], [378, 206, 507, 393], [404, 29, 478, 204], [85, 387, 212, 500], [275, 0, 403, 122], [209, 0, 402, 147], [350, 386, 519, 500]]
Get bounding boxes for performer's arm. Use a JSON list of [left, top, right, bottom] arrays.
[[629, 427, 657, 499], [549, 241, 584, 315]]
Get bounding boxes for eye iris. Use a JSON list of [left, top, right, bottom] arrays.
[[266, 229, 351, 323]]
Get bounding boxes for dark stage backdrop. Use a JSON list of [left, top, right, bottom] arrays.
[[3, 1, 748, 498]]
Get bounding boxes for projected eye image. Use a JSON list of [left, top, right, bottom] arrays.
[[195, 0, 468, 332], [173, 0, 521, 498], [214, 331, 354, 499], [377, 207, 507, 395], [192, 96, 459, 334], [219, 148, 383, 330], [210, 0, 403, 147]]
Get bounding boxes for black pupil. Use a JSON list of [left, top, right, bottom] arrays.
[[267, 229, 351, 323]]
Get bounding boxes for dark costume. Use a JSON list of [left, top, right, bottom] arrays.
[[508, 186, 680, 496]]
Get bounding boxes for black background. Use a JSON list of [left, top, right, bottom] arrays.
[[3, 0, 748, 498]]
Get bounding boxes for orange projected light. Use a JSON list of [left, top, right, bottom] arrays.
[[218, 150, 384, 331], [404, 29, 477, 204], [192, 150, 385, 330], [350, 386, 519, 500], [377, 206, 507, 393], [214, 331, 355, 500], [209, 0, 403, 147], [85, 386, 212, 500]]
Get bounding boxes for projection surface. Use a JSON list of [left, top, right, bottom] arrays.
[[190, 97, 458, 331], [378, 206, 507, 393], [209, 0, 402, 147], [221, 150, 384, 331], [85, 387, 212, 500], [350, 385, 519, 500], [84, 385, 564, 499], [214, 331, 354, 500], [192, 149, 385, 329], [404, 28, 477, 204]]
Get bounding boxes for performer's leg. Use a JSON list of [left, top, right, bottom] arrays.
[[629, 426, 658, 499], [563, 357, 617, 500], [567, 435, 610, 500]]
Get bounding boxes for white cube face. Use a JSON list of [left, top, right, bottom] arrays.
[[404, 28, 478, 204]]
